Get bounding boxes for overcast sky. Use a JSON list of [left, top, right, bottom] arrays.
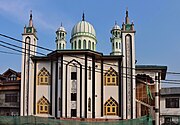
[[0, 0, 180, 87]]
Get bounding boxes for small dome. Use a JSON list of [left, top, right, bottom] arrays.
[[112, 24, 121, 30], [71, 20, 96, 39], [57, 26, 66, 32]]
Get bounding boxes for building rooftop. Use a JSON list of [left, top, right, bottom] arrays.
[[161, 87, 180, 95], [136, 65, 167, 80]]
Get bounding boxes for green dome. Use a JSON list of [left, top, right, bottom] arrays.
[[71, 20, 96, 40]]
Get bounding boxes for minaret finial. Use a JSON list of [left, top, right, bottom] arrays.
[[125, 7, 130, 24], [30, 10, 32, 20], [61, 22, 63, 27], [126, 7, 128, 17], [115, 21, 117, 25], [82, 12, 85, 21], [29, 10, 33, 27]]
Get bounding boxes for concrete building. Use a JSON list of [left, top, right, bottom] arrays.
[[160, 87, 180, 125], [21, 10, 136, 119], [0, 69, 21, 116], [20, 10, 167, 125], [136, 65, 167, 125]]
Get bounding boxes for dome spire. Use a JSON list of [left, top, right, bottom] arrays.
[[125, 7, 130, 24], [115, 21, 117, 25], [29, 10, 33, 27], [82, 12, 85, 21]]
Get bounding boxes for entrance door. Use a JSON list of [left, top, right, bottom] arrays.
[[71, 109, 77, 117]]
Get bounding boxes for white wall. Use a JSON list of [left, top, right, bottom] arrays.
[[160, 96, 180, 124]]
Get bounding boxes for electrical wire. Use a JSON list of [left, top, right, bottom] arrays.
[[1, 33, 180, 84], [2, 32, 178, 77], [0, 33, 145, 71], [1, 49, 179, 86], [163, 79, 180, 82], [166, 72, 180, 75], [0, 50, 21, 56], [162, 81, 180, 84], [0, 33, 52, 52], [0, 42, 138, 82], [0, 43, 40, 57], [0, 40, 46, 56]]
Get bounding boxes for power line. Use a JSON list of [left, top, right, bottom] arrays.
[[0, 33, 53, 52], [1, 33, 180, 80], [0, 50, 22, 56], [163, 79, 180, 82], [0, 33, 172, 77], [0, 33, 142, 71], [0, 42, 138, 82], [1, 44, 177, 85], [0, 39, 173, 84], [0, 40, 46, 56], [0, 43, 23, 54], [166, 72, 180, 75], [0, 43, 37, 57], [162, 81, 180, 84]]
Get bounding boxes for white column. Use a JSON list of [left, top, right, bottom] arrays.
[[155, 72, 159, 125]]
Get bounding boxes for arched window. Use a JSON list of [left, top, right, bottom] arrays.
[[60, 32, 62, 38], [119, 43, 121, 49], [104, 67, 118, 86], [104, 97, 118, 116], [72, 42, 73, 50], [74, 41, 77, 49], [118, 32, 120, 37], [88, 97, 91, 111], [92, 42, 94, 51], [59, 66, 61, 79], [63, 44, 65, 49], [37, 96, 50, 114], [59, 43, 61, 49], [38, 67, 51, 85], [88, 66, 91, 80], [116, 42, 118, 49], [83, 40, 86, 49], [88, 41, 91, 49], [78, 40, 81, 49], [8, 74, 17, 81]]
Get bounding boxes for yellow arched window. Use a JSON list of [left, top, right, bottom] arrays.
[[37, 96, 50, 114], [38, 67, 51, 85], [104, 97, 118, 116], [104, 67, 118, 86]]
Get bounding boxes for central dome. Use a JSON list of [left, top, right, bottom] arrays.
[[71, 20, 96, 39], [70, 14, 97, 51]]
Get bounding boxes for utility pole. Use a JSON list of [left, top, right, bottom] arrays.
[[155, 72, 159, 125]]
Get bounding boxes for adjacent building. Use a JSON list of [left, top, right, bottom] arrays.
[[160, 87, 180, 125], [135, 65, 167, 124], [0, 69, 21, 116]]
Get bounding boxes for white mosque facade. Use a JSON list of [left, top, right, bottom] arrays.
[[20, 10, 137, 119]]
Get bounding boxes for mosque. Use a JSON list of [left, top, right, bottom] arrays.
[[20, 9, 166, 121]]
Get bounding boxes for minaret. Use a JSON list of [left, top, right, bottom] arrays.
[[121, 8, 136, 119], [21, 11, 38, 116], [110, 21, 122, 55], [125, 8, 130, 24], [56, 23, 67, 50]]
